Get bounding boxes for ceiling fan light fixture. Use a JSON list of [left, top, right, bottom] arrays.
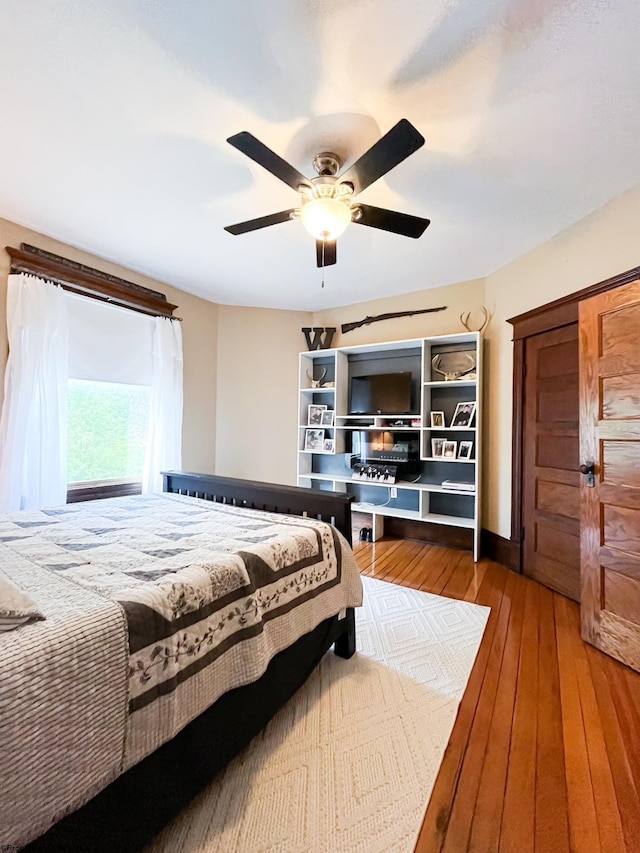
[[224, 121, 428, 263], [299, 197, 352, 241]]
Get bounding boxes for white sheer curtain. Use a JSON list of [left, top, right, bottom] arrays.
[[143, 317, 183, 493], [0, 274, 68, 512]]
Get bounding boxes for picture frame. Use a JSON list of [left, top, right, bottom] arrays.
[[322, 438, 335, 453], [430, 411, 445, 428], [458, 440, 473, 460], [308, 404, 327, 426], [320, 409, 335, 426], [431, 438, 445, 458], [451, 401, 476, 428], [304, 428, 325, 451], [443, 440, 457, 459]]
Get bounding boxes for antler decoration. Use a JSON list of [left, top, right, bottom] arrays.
[[460, 306, 490, 333], [432, 353, 476, 381], [306, 367, 327, 388]]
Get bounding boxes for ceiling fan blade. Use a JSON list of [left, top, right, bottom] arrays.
[[224, 209, 296, 235], [227, 132, 310, 192], [354, 204, 430, 239], [316, 240, 337, 267], [338, 119, 425, 196]]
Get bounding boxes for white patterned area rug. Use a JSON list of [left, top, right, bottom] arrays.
[[147, 576, 490, 853]]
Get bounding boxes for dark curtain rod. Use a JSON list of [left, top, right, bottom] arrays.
[[5, 245, 181, 320]]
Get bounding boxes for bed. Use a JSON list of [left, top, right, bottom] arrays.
[[1, 471, 362, 851]]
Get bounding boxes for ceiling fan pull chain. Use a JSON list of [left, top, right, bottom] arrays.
[[321, 236, 325, 287]]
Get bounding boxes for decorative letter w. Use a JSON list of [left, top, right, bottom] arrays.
[[301, 327, 336, 351]]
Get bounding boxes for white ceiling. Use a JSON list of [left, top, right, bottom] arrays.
[[0, 0, 638, 311]]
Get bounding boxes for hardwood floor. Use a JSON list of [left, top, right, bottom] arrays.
[[352, 537, 640, 853]]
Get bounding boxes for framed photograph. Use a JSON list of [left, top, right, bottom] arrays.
[[430, 411, 445, 428], [451, 401, 476, 428], [308, 404, 327, 426], [431, 437, 445, 458], [322, 438, 335, 453], [320, 409, 335, 426], [304, 428, 325, 451], [443, 440, 457, 459], [458, 440, 473, 459]]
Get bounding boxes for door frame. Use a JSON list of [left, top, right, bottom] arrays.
[[507, 264, 640, 573]]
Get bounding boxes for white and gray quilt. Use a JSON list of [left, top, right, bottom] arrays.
[[0, 493, 362, 847]]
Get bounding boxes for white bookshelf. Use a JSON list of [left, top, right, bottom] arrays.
[[297, 332, 483, 560]]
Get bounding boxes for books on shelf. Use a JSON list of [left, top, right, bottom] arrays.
[[441, 480, 475, 492]]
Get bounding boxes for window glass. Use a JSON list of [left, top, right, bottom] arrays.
[[67, 379, 150, 483]]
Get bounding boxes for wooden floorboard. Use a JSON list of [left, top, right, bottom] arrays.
[[535, 584, 570, 852], [467, 569, 526, 853], [441, 568, 517, 853], [554, 594, 601, 853], [566, 602, 628, 852], [585, 637, 640, 851], [353, 537, 640, 853], [414, 561, 509, 852], [500, 578, 538, 853]]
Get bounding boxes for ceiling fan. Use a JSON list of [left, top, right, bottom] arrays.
[[224, 119, 430, 268]]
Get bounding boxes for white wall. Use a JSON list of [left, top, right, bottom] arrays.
[[484, 185, 640, 537], [215, 305, 311, 484], [312, 278, 486, 350]]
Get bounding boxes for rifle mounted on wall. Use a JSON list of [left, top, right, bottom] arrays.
[[341, 305, 447, 334]]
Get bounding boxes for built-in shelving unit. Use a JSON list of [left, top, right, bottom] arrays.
[[297, 332, 483, 561]]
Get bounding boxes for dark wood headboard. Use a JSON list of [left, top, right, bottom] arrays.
[[162, 471, 354, 545]]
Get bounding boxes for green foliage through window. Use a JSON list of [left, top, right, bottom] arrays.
[[67, 380, 150, 483]]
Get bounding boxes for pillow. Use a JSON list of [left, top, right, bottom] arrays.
[[0, 568, 45, 631]]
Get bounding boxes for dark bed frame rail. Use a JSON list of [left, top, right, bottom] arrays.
[[162, 470, 355, 545]]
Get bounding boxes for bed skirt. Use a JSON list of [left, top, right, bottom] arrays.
[[24, 610, 348, 852]]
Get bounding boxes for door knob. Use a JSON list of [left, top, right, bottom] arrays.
[[579, 461, 595, 487]]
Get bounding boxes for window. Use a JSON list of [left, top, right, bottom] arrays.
[[67, 379, 150, 485], [64, 290, 156, 499], [0, 261, 181, 512]]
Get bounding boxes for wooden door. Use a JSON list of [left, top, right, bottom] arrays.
[[522, 324, 581, 600], [580, 279, 640, 670]]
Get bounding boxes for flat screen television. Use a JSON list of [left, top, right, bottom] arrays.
[[349, 372, 412, 414]]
